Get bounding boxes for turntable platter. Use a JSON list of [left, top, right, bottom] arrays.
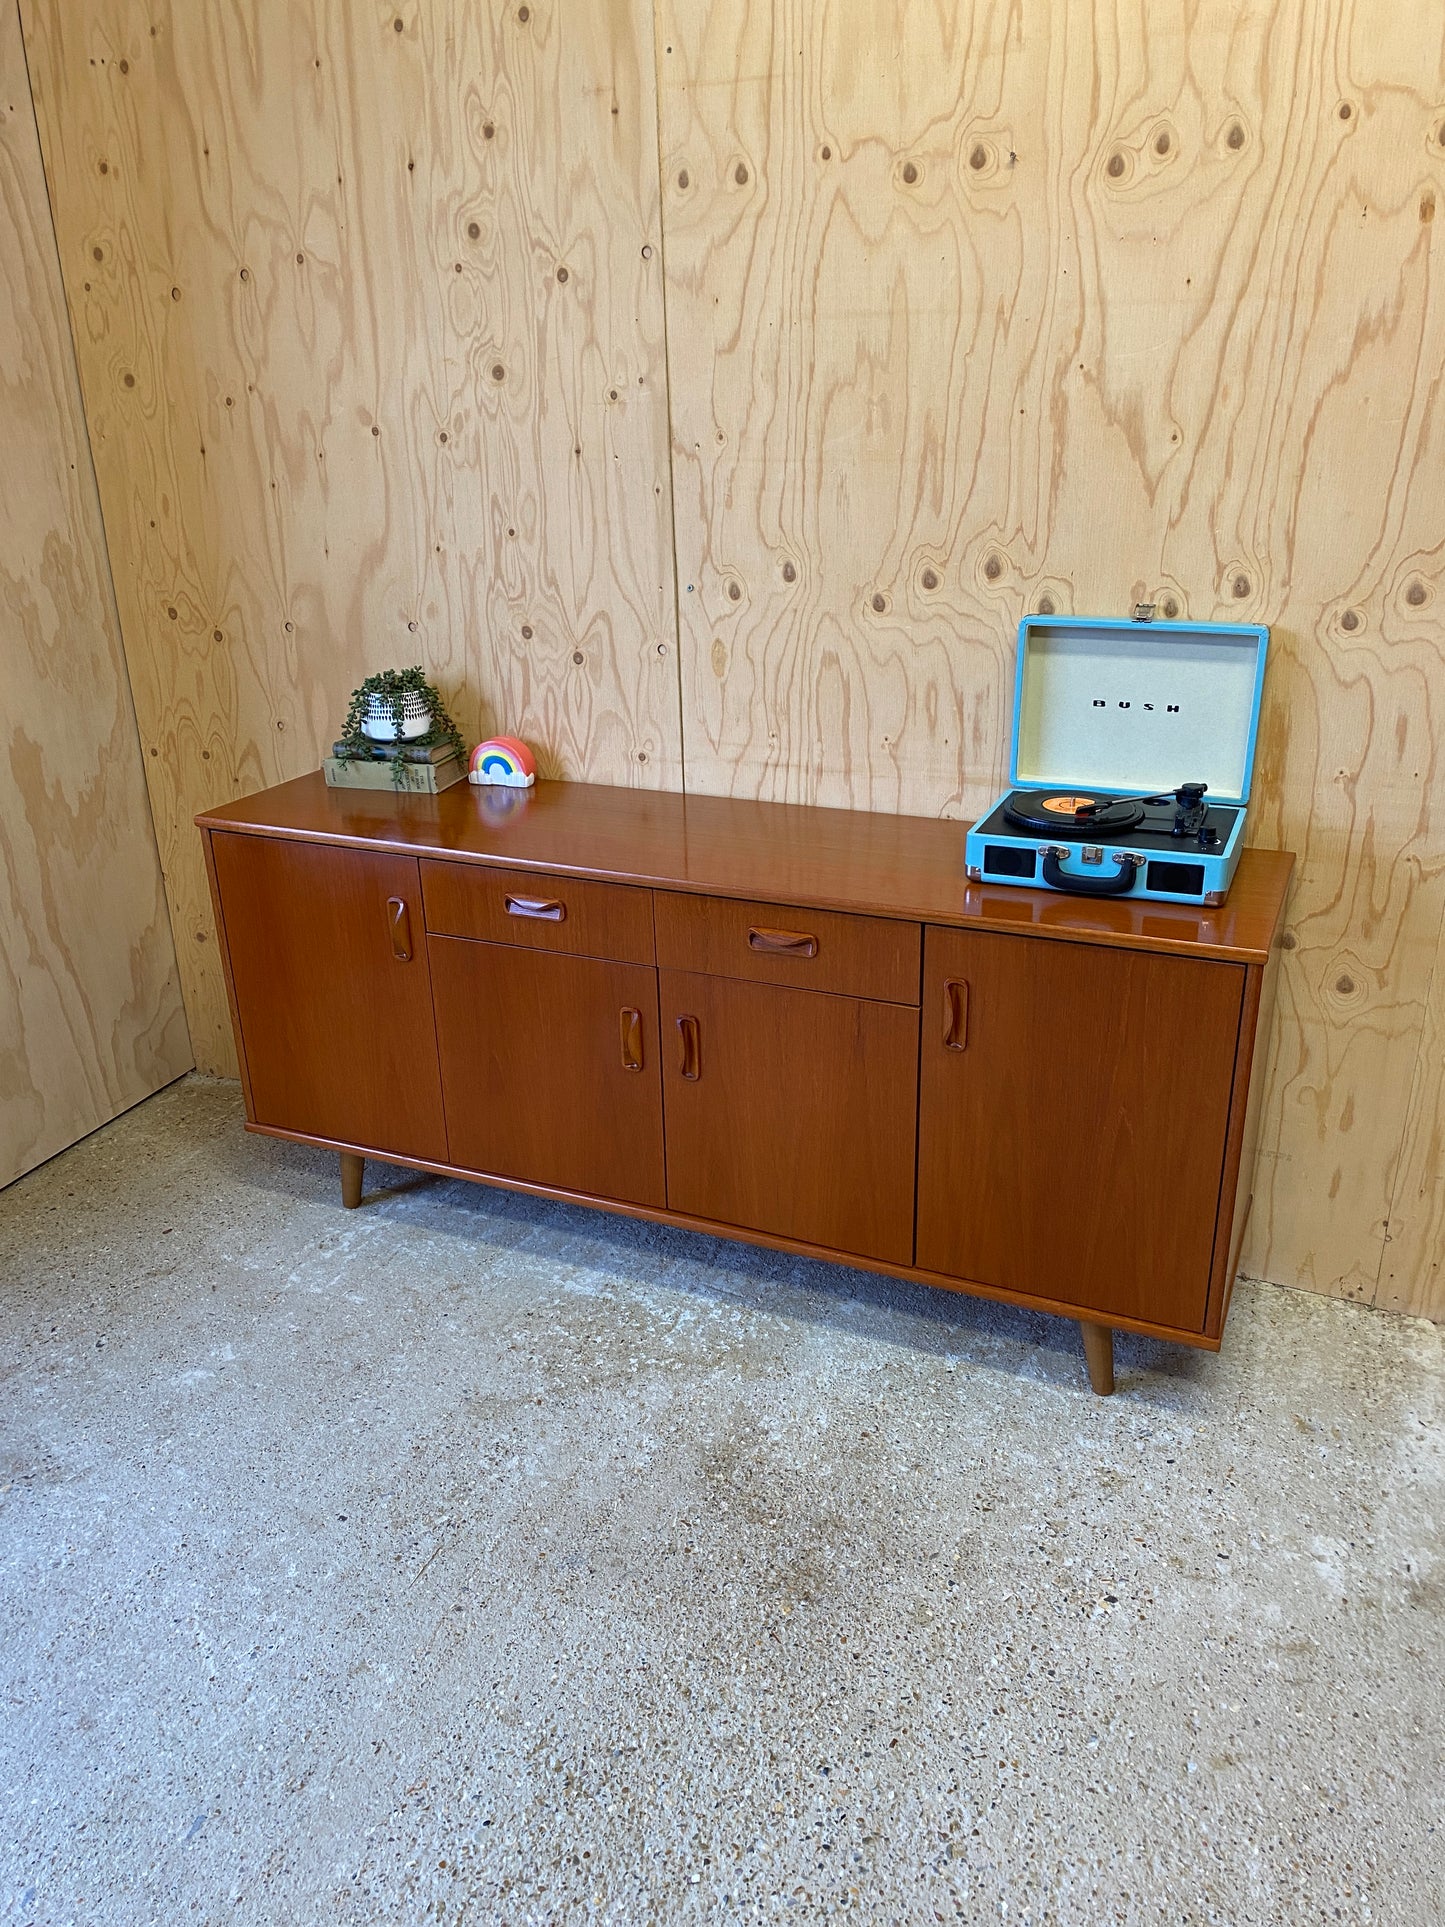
[[1002, 789, 1146, 836]]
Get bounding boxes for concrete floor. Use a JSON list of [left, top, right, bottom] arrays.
[[1, 1079, 1441, 1927]]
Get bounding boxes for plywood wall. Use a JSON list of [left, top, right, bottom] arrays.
[[0, 0, 190, 1190], [15, 1, 1445, 1320], [20, 0, 681, 1076]]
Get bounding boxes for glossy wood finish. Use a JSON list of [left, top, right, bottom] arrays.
[[200, 775, 1293, 968], [208, 832, 447, 1163], [430, 938, 665, 1209], [659, 969, 918, 1266], [340, 1153, 364, 1210], [1080, 1324, 1116, 1398], [916, 927, 1245, 1331], [201, 778, 1292, 1375], [654, 891, 919, 1005], [421, 859, 655, 965]]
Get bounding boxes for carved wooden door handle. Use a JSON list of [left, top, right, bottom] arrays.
[[747, 925, 818, 958], [504, 893, 566, 921], [942, 978, 969, 1050], [676, 1014, 701, 1081], [619, 1007, 644, 1072], [387, 896, 413, 962]]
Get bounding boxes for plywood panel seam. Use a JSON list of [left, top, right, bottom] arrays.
[[10, 0, 173, 919], [649, 0, 688, 792]]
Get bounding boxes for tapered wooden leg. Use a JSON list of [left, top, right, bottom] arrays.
[[340, 1152, 364, 1209], [1080, 1321, 1115, 1396]]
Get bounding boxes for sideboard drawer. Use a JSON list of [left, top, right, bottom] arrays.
[[420, 860, 654, 964], [654, 891, 920, 1004]]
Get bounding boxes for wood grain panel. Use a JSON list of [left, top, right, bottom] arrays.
[[430, 935, 665, 1206], [20, 0, 682, 1078], [421, 857, 655, 962], [209, 832, 447, 1161], [917, 927, 1245, 1331], [659, 967, 919, 1264], [0, 0, 189, 1189], [657, 0, 1445, 1319], [654, 888, 920, 1003]]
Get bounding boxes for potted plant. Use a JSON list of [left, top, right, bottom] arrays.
[[334, 667, 467, 789]]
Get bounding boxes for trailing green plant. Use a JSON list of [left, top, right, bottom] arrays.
[[335, 666, 466, 788]]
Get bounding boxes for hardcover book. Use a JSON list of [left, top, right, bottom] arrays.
[[323, 754, 466, 793]]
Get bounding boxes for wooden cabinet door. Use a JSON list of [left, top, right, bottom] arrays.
[[916, 928, 1245, 1330], [429, 938, 665, 1207], [209, 832, 447, 1160], [659, 970, 918, 1265]]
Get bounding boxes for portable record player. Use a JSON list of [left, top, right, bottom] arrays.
[[965, 611, 1269, 905]]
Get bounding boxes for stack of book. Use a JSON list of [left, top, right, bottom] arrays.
[[323, 734, 467, 793]]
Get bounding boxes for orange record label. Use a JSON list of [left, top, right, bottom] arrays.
[[1040, 794, 1096, 815]]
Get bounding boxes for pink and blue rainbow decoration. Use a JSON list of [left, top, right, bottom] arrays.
[[468, 735, 537, 789]]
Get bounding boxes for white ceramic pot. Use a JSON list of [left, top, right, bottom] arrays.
[[362, 691, 431, 741]]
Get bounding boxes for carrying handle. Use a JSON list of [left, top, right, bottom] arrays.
[[1041, 849, 1141, 898], [942, 978, 969, 1051], [505, 893, 566, 922], [619, 1007, 644, 1073], [676, 1014, 701, 1081], [748, 925, 818, 958], [386, 896, 413, 963]]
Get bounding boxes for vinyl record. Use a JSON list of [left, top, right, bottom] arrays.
[[1002, 789, 1145, 836]]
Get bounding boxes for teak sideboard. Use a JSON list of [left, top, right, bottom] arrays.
[[197, 776, 1293, 1395]]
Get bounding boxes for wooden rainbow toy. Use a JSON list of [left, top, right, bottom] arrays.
[[468, 735, 537, 789]]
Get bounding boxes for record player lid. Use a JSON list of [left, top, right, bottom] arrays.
[[1008, 614, 1269, 807]]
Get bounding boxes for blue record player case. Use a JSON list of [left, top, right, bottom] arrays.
[[965, 613, 1270, 906]]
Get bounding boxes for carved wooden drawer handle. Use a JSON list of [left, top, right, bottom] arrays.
[[619, 1007, 644, 1073], [942, 978, 969, 1051], [676, 1014, 701, 1081], [747, 925, 818, 958], [504, 893, 566, 922], [387, 896, 413, 963]]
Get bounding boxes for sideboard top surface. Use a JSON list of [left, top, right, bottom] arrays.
[[198, 773, 1293, 965]]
